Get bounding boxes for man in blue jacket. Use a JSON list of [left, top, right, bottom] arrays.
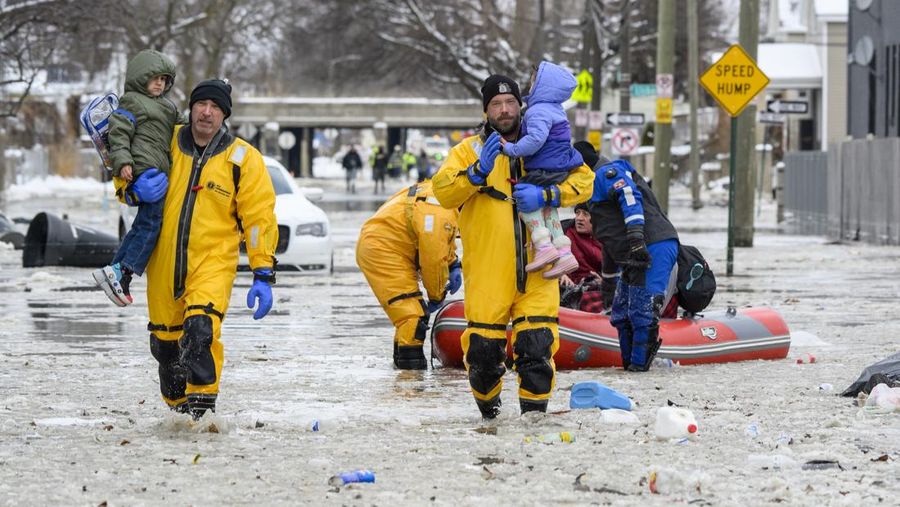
[[575, 142, 679, 371]]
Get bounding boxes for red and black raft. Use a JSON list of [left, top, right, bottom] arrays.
[[430, 300, 791, 369]]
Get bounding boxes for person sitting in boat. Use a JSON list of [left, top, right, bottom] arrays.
[[574, 141, 679, 372], [356, 180, 461, 370], [559, 203, 605, 313]]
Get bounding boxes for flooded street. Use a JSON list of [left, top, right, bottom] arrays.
[[1, 178, 898, 505]]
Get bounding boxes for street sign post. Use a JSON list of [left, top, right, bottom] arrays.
[[588, 111, 604, 130], [766, 99, 808, 114], [700, 44, 770, 277], [630, 83, 656, 97], [574, 108, 588, 127], [572, 70, 593, 103], [656, 98, 673, 124], [611, 128, 640, 156], [758, 111, 786, 124], [699, 44, 770, 117], [606, 112, 645, 126], [587, 130, 602, 151], [656, 73, 674, 98]]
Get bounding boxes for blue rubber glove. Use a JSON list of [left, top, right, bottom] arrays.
[[125, 168, 168, 205], [468, 132, 501, 185], [246, 269, 274, 320], [426, 300, 442, 314], [512, 183, 560, 212], [446, 262, 462, 294]]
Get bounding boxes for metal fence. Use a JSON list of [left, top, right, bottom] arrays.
[[783, 138, 900, 244]]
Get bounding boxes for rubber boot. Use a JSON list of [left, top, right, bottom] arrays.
[[394, 342, 427, 370], [525, 228, 559, 272], [520, 399, 548, 414], [543, 247, 579, 279], [476, 397, 502, 420]]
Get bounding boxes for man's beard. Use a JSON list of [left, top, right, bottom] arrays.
[[489, 113, 520, 136]]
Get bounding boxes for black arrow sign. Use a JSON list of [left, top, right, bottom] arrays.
[[766, 100, 808, 114], [606, 112, 645, 126]]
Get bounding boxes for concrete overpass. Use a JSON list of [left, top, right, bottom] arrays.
[[230, 96, 485, 176], [233, 96, 483, 128]]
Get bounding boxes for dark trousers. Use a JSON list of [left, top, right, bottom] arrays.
[[113, 199, 163, 276]]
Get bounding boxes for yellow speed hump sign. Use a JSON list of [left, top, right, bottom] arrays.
[[700, 44, 769, 117], [571, 70, 593, 103]]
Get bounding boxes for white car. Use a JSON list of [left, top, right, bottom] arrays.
[[119, 156, 333, 273]]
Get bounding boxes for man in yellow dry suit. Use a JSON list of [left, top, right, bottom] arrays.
[[357, 180, 460, 370], [114, 79, 278, 418], [432, 75, 594, 418]]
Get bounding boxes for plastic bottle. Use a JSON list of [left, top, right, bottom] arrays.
[[654, 406, 699, 440], [328, 470, 375, 486], [745, 422, 761, 438], [570, 381, 632, 411], [523, 431, 576, 444]]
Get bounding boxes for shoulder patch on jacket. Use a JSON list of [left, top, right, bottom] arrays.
[[613, 179, 626, 190], [229, 145, 247, 166]]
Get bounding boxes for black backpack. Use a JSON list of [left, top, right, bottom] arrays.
[[675, 244, 716, 313]]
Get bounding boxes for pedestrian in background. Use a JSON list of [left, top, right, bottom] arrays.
[[371, 145, 388, 194], [341, 145, 362, 194]]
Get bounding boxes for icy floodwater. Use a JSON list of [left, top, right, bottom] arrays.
[[0, 181, 898, 506]]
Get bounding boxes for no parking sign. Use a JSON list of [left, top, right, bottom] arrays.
[[611, 128, 640, 156]]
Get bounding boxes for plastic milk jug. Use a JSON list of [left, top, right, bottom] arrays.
[[570, 381, 633, 410], [654, 406, 699, 440]]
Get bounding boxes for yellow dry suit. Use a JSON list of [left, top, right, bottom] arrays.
[[115, 125, 277, 415], [356, 181, 459, 369], [432, 134, 593, 415]]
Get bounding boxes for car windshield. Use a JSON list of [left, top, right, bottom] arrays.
[[266, 166, 293, 195]]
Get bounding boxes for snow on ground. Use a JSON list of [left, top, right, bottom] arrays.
[[0, 178, 898, 505]]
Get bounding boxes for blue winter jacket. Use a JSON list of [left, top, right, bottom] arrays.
[[503, 61, 583, 172]]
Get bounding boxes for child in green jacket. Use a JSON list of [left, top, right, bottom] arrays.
[[93, 49, 179, 307]]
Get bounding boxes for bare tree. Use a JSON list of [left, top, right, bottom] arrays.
[[0, 0, 73, 118]]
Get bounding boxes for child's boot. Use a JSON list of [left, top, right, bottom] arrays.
[[543, 237, 579, 279], [92, 263, 133, 306], [525, 228, 559, 272]]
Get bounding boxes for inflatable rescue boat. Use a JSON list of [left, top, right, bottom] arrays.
[[431, 301, 790, 369]]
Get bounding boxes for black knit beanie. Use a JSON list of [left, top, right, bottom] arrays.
[[481, 74, 522, 112], [190, 79, 232, 119], [573, 141, 600, 169]]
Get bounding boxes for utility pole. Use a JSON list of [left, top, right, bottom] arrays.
[[688, 0, 702, 209], [619, 0, 631, 114], [590, 7, 602, 118], [653, 0, 675, 212], [735, 0, 760, 246], [0, 133, 6, 213], [577, 4, 596, 141], [619, 0, 632, 161]]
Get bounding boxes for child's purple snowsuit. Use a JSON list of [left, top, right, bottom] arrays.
[[503, 61, 584, 173]]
